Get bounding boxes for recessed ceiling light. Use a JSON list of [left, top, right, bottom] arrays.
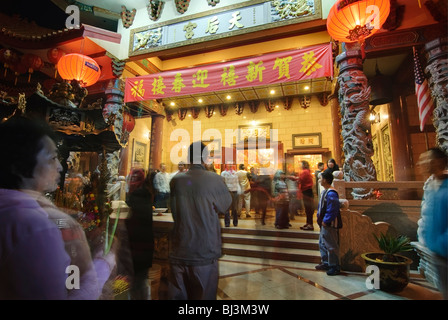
[[170, 102, 175, 106], [304, 86, 310, 90], [226, 95, 231, 100], [198, 98, 203, 103], [270, 89, 275, 94]]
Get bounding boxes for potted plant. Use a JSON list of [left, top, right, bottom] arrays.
[[361, 233, 413, 293]]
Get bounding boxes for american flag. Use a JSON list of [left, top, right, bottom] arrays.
[[413, 46, 434, 132]]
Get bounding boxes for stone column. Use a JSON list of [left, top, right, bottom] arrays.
[[329, 93, 343, 166], [150, 114, 164, 170], [425, 37, 448, 154], [336, 49, 377, 199]]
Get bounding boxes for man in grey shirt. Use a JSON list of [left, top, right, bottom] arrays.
[[167, 141, 232, 300]]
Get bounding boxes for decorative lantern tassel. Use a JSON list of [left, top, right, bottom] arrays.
[[361, 41, 366, 60]]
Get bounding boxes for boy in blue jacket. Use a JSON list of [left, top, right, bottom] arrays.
[[316, 169, 342, 276]]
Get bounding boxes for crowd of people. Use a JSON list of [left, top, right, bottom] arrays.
[[0, 116, 446, 300]]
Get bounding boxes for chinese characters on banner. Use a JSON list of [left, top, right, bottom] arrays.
[[124, 43, 333, 103]]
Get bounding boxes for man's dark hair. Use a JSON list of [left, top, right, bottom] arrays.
[[0, 116, 57, 189], [188, 141, 207, 164], [239, 164, 245, 170], [321, 169, 334, 185], [428, 147, 448, 166]]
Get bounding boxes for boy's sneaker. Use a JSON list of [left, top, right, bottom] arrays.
[[326, 266, 341, 276], [315, 263, 330, 271]]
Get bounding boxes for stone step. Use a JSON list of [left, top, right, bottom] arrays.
[[221, 226, 320, 240], [222, 233, 319, 251], [221, 227, 321, 264], [222, 243, 321, 264]]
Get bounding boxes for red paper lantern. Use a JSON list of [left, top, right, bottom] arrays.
[[326, 0, 390, 43], [10, 62, 27, 75], [21, 53, 43, 72], [9, 62, 27, 85], [57, 53, 101, 87], [0, 49, 19, 65], [47, 47, 65, 64], [21, 53, 43, 82], [122, 111, 135, 133], [0, 49, 19, 77]]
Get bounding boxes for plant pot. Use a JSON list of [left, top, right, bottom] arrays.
[[361, 252, 413, 293]]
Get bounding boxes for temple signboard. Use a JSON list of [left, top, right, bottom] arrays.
[[129, 0, 322, 56]]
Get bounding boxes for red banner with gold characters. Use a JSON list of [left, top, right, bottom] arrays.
[[124, 43, 333, 103]]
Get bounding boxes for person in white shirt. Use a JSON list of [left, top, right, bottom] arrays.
[[236, 164, 251, 218], [153, 163, 170, 208], [170, 161, 187, 181], [221, 164, 240, 227]]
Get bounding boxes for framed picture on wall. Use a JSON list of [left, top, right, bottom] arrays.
[[203, 139, 222, 163], [238, 123, 272, 142], [132, 140, 148, 168], [292, 133, 322, 149]]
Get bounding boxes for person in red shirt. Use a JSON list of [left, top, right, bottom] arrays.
[[289, 161, 315, 230]]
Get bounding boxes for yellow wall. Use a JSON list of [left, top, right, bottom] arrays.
[[127, 117, 152, 172], [160, 97, 334, 172]]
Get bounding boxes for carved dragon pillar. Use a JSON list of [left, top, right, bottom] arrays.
[[336, 49, 377, 199], [102, 79, 126, 185], [424, 37, 448, 154]]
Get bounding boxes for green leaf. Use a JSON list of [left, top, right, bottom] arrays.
[[373, 233, 412, 255]]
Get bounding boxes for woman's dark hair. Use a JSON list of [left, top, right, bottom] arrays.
[[428, 147, 448, 166], [301, 160, 310, 170], [327, 158, 340, 172], [0, 116, 57, 189]]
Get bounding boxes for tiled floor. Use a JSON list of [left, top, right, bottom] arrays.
[[217, 255, 443, 300], [153, 210, 444, 300], [221, 211, 443, 300]]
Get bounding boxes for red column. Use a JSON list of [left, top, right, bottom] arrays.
[[150, 114, 164, 170]]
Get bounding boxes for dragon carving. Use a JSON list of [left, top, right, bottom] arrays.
[[426, 56, 448, 154], [338, 68, 377, 199]]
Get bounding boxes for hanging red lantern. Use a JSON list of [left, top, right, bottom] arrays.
[[9, 62, 27, 85], [57, 53, 101, 87], [326, 0, 390, 43], [47, 47, 65, 78], [122, 111, 135, 133], [0, 49, 19, 77], [21, 53, 43, 82], [47, 47, 66, 64]]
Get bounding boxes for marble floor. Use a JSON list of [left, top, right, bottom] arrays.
[[215, 211, 443, 300], [152, 211, 444, 301], [217, 255, 442, 300]]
